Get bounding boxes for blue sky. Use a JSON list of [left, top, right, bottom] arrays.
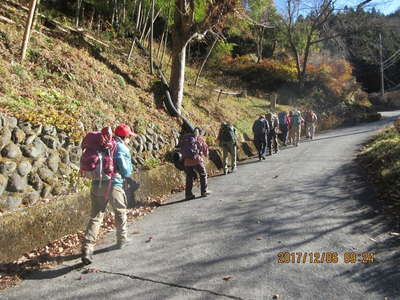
[[340, 0, 399, 15], [274, 0, 399, 15]]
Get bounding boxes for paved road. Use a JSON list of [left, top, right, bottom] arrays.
[[2, 111, 400, 300]]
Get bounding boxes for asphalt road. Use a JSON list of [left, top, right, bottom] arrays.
[[2, 111, 400, 300]]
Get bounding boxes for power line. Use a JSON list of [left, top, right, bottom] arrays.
[[383, 48, 400, 65]]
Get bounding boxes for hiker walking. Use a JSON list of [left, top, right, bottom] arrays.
[[305, 109, 318, 139], [292, 110, 303, 147], [287, 111, 294, 145], [81, 124, 137, 265], [179, 127, 210, 200], [252, 115, 269, 160], [218, 122, 237, 175], [266, 113, 279, 155], [278, 111, 289, 146]]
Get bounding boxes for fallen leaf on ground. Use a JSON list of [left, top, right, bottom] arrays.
[[132, 232, 140, 235], [389, 232, 400, 237], [145, 237, 153, 243], [273, 175, 279, 179], [223, 276, 232, 281], [369, 237, 377, 242], [256, 237, 262, 240]]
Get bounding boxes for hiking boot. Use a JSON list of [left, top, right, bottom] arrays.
[[201, 191, 211, 197], [261, 156, 266, 160], [81, 249, 93, 265], [185, 194, 196, 200], [117, 238, 132, 249], [229, 168, 236, 173]]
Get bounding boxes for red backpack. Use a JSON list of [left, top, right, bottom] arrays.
[[80, 127, 116, 181], [179, 133, 200, 160]]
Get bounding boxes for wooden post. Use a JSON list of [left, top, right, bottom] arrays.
[[217, 89, 223, 102], [21, 0, 38, 62], [271, 92, 277, 110]]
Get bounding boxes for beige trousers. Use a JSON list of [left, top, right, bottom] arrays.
[[221, 143, 237, 172], [305, 122, 316, 138], [293, 125, 301, 146], [82, 182, 128, 252]]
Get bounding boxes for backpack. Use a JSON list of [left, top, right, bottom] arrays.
[[80, 127, 116, 180], [293, 113, 301, 126], [278, 112, 288, 126], [220, 124, 236, 143], [273, 115, 279, 128], [253, 118, 267, 136], [305, 111, 316, 123], [180, 133, 200, 160]]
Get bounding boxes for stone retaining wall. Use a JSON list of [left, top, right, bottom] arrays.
[[0, 113, 180, 212], [0, 111, 257, 262]]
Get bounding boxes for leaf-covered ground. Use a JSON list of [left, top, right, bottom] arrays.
[[359, 126, 400, 220]]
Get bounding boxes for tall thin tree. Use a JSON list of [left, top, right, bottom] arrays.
[[21, 0, 38, 62]]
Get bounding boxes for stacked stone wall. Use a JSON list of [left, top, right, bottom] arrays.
[[0, 113, 180, 212]]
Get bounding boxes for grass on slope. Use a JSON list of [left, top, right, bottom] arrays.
[[0, 1, 288, 146], [359, 126, 400, 216]]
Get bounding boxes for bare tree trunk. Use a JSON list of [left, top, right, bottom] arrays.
[[30, 0, 41, 31], [123, 0, 126, 23], [194, 36, 218, 86], [128, 38, 136, 60], [21, 0, 38, 62], [169, 36, 188, 113], [159, 6, 171, 68], [150, 0, 154, 74], [135, 1, 142, 29], [299, 35, 312, 88], [187, 42, 191, 64], [97, 14, 101, 32], [88, 7, 95, 30], [75, 0, 82, 27], [157, 30, 165, 60], [256, 27, 264, 63], [139, 8, 150, 42], [111, 0, 116, 26], [160, 30, 169, 69]]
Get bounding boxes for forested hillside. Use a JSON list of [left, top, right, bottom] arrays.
[[1, 0, 388, 139]]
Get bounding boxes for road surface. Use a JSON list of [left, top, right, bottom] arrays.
[[2, 111, 400, 300]]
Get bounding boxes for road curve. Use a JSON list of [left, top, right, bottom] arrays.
[[2, 111, 400, 300]]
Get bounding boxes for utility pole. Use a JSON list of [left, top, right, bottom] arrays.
[[379, 33, 384, 96]]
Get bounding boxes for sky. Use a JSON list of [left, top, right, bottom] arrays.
[[274, 0, 400, 15], [339, 0, 400, 15]]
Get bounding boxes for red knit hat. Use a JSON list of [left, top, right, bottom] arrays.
[[115, 124, 138, 138]]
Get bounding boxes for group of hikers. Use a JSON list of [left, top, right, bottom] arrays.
[[252, 109, 318, 160], [79, 109, 317, 265]]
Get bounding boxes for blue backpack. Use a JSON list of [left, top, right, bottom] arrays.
[[293, 113, 301, 126], [278, 112, 287, 126]]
